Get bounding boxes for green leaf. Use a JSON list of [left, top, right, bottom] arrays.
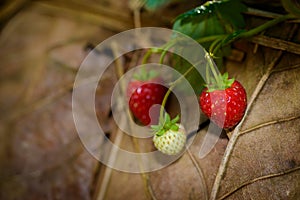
[[173, 0, 247, 51], [222, 72, 229, 80], [171, 0, 247, 90], [216, 0, 247, 30], [133, 68, 158, 81], [174, 1, 220, 24], [133, 73, 140, 80], [173, 14, 226, 50], [170, 124, 179, 131], [223, 72, 235, 88], [156, 129, 165, 136], [165, 113, 171, 123], [153, 113, 181, 136], [148, 70, 158, 79], [175, 0, 246, 30], [172, 51, 205, 95], [144, 0, 173, 11], [151, 124, 160, 131], [171, 115, 180, 123]]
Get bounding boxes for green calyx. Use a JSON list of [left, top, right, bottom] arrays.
[[206, 72, 235, 92], [151, 113, 180, 136], [133, 68, 158, 81]]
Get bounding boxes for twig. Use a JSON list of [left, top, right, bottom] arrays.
[[90, 42, 124, 200], [211, 14, 295, 55], [92, 42, 157, 200], [92, 42, 127, 200], [271, 63, 300, 73], [130, 137, 157, 200], [244, 8, 282, 19], [246, 6, 300, 23], [125, 48, 157, 200], [249, 35, 300, 55], [129, 0, 145, 28], [209, 24, 298, 200], [210, 49, 283, 200], [239, 115, 300, 136], [218, 165, 300, 200], [93, 123, 124, 200]]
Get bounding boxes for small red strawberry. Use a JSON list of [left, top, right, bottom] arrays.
[[152, 114, 186, 155], [199, 73, 247, 129], [127, 70, 167, 125]]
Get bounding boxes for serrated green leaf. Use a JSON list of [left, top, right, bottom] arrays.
[[174, 1, 219, 24], [173, 13, 226, 49], [222, 72, 229, 80], [217, 0, 247, 30], [174, 0, 246, 30], [165, 113, 171, 123], [222, 72, 234, 88], [151, 124, 160, 131], [156, 129, 165, 136], [170, 124, 179, 131], [172, 0, 247, 53], [171, 115, 180, 123], [226, 78, 235, 86], [159, 115, 165, 125]]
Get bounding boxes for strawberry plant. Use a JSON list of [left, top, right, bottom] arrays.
[[128, 0, 299, 154], [142, 0, 296, 95]]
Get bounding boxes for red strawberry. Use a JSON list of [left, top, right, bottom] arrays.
[[127, 75, 167, 126], [199, 73, 247, 129]]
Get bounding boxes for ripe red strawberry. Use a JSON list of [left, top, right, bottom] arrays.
[[199, 73, 247, 129], [127, 73, 167, 125]]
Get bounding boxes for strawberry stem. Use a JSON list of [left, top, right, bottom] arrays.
[[208, 37, 224, 55], [240, 14, 294, 38], [151, 113, 180, 136], [205, 62, 210, 87], [159, 41, 176, 64], [142, 50, 153, 65], [196, 34, 227, 44], [142, 39, 177, 65], [159, 65, 195, 121], [211, 13, 295, 56], [205, 14, 296, 91], [205, 53, 224, 91]]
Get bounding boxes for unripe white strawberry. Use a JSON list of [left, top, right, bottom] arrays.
[[153, 124, 186, 155], [151, 114, 186, 155]]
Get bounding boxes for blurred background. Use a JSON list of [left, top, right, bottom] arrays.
[[0, 1, 200, 199], [0, 0, 299, 200]]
